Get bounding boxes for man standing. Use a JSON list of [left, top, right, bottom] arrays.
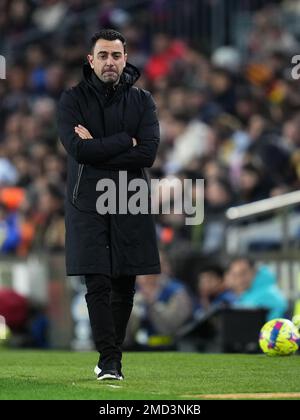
[[57, 29, 160, 380]]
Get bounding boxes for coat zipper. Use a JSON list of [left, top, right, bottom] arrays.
[[72, 163, 84, 204], [141, 167, 151, 197]]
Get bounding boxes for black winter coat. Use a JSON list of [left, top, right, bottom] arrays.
[[57, 62, 161, 277]]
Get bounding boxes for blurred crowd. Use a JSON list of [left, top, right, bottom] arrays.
[[0, 0, 299, 347]]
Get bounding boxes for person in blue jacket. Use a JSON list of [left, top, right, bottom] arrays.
[[0, 204, 21, 253], [226, 256, 288, 320]]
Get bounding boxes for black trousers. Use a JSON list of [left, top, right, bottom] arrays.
[[84, 273, 136, 365]]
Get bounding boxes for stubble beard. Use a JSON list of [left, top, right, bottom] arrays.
[[99, 70, 120, 85]]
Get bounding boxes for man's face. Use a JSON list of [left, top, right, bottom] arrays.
[[87, 38, 127, 85], [227, 260, 254, 294], [198, 272, 222, 298]]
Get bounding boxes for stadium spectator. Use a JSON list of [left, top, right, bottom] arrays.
[[145, 32, 186, 83], [126, 252, 193, 349], [194, 264, 236, 319], [34, 183, 65, 252], [0, 202, 21, 254], [0, 287, 28, 330], [226, 256, 288, 320], [237, 162, 272, 205], [201, 177, 235, 253], [0, 287, 49, 348], [164, 113, 212, 174]]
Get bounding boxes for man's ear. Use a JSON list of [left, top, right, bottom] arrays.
[[87, 54, 94, 69], [124, 53, 128, 67]]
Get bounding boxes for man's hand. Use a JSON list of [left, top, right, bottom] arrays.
[[74, 125, 93, 139], [75, 126, 137, 147]]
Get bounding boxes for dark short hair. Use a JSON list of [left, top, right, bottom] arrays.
[[227, 255, 255, 270], [199, 264, 225, 280], [90, 29, 126, 53]]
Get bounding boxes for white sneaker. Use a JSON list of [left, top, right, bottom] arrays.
[[94, 365, 101, 376], [94, 361, 124, 380]]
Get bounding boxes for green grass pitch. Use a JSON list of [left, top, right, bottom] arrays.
[[0, 351, 299, 400]]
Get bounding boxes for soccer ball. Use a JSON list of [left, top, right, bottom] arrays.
[[292, 315, 300, 329], [259, 318, 300, 356]]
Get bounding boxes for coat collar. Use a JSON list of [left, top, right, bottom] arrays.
[[82, 61, 140, 105], [82, 61, 140, 90]]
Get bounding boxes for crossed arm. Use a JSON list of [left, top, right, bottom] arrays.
[[58, 90, 159, 169], [75, 124, 137, 147]]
